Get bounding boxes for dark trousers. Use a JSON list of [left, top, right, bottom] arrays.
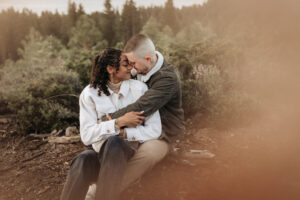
[[60, 136, 135, 200]]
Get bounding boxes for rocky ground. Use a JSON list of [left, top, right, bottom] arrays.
[[0, 114, 300, 200]]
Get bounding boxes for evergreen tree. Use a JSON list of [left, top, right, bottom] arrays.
[[67, 0, 78, 27], [68, 15, 106, 50], [78, 4, 85, 16], [162, 0, 179, 33], [103, 0, 116, 46], [39, 11, 62, 39], [0, 8, 38, 64], [121, 0, 141, 43]]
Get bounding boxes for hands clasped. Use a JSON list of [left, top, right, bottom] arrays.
[[117, 111, 145, 127]]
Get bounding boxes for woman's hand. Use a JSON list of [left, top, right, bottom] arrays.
[[117, 111, 145, 127]]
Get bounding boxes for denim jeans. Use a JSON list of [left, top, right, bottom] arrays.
[[60, 136, 135, 200]]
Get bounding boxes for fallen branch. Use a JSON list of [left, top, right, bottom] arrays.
[[28, 133, 51, 139], [21, 152, 45, 163], [48, 135, 81, 144]]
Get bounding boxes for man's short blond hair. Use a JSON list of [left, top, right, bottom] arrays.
[[124, 34, 156, 59]]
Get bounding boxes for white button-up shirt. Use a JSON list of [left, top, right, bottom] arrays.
[[79, 79, 162, 152]]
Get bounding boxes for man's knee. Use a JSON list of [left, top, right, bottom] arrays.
[[139, 140, 169, 165]]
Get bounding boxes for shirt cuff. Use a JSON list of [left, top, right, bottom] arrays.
[[97, 119, 119, 140], [124, 127, 137, 141], [114, 119, 121, 131]]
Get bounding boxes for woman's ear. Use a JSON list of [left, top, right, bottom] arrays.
[[106, 65, 115, 76]]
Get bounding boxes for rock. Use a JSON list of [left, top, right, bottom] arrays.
[[50, 129, 64, 137], [50, 129, 57, 135], [65, 126, 79, 137], [184, 149, 215, 159]]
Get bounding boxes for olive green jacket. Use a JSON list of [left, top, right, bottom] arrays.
[[102, 59, 185, 142]]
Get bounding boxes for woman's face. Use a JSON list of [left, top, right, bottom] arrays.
[[111, 54, 132, 82]]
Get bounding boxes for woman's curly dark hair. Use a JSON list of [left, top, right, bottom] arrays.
[[90, 48, 122, 96]]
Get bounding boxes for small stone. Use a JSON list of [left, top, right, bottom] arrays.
[[185, 149, 216, 159], [65, 126, 79, 137], [181, 159, 196, 167], [50, 129, 58, 135]]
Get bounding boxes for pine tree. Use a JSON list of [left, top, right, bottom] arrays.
[[68, 15, 105, 50], [103, 0, 116, 46], [67, 0, 78, 27], [162, 0, 179, 33], [121, 0, 141, 43], [78, 4, 85, 16]]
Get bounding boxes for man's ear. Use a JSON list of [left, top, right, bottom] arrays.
[[106, 65, 115, 75], [145, 56, 152, 63]]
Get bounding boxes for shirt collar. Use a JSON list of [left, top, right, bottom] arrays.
[[138, 51, 164, 83], [107, 80, 129, 97]]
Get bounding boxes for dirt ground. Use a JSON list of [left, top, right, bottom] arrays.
[[1, 113, 300, 200]]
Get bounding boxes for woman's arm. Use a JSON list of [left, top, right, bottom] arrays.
[[79, 91, 120, 146]]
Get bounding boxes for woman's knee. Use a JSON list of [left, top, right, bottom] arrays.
[[103, 136, 133, 160], [106, 135, 124, 146], [71, 150, 99, 173]]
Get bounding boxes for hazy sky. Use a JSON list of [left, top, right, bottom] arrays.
[[0, 0, 207, 15]]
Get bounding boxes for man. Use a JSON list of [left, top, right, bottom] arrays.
[[85, 34, 185, 200], [103, 34, 185, 143]]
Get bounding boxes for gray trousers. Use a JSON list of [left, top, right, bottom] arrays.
[[60, 136, 135, 200]]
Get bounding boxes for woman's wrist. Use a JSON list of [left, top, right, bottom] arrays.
[[118, 128, 127, 139]]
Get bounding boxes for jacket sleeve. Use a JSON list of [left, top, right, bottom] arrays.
[[79, 91, 119, 146], [103, 74, 178, 121]]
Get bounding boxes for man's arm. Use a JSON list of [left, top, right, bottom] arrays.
[[102, 74, 178, 121]]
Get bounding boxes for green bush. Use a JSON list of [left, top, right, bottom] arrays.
[[0, 29, 82, 133], [181, 64, 259, 128], [165, 23, 259, 128], [65, 48, 98, 86]]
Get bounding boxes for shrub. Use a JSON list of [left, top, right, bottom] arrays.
[[0, 29, 82, 133], [65, 48, 98, 87], [181, 64, 259, 128], [167, 24, 259, 128]]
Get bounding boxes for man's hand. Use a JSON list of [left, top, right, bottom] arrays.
[[117, 111, 145, 127]]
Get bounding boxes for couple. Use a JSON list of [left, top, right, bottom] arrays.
[[60, 34, 185, 200]]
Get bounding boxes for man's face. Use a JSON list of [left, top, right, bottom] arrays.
[[125, 52, 149, 75]]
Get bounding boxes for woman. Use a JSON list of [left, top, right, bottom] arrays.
[[61, 48, 163, 200]]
